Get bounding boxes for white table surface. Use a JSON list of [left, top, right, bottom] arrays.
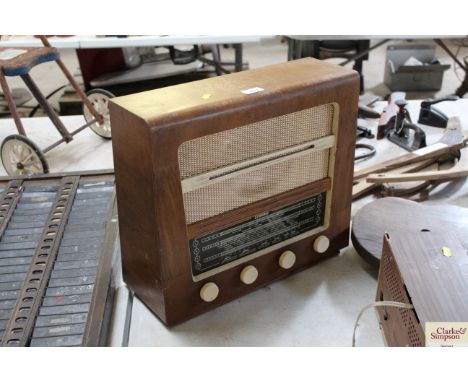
[[0, 35, 271, 49], [0, 99, 467, 346]]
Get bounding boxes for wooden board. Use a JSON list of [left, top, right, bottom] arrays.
[[352, 159, 436, 200], [376, 231, 468, 346], [351, 197, 468, 267], [387, 231, 468, 324], [367, 149, 468, 184]]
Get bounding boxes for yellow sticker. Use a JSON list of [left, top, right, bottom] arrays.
[[442, 246, 452, 257], [201, 94, 211, 100]]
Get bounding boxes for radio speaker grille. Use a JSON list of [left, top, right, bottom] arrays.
[[178, 104, 334, 179], [183, 150, 329, 224], [381, 248, 423, 347]]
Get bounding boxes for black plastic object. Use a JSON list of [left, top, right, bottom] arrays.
[[418, 95, 459, 128]]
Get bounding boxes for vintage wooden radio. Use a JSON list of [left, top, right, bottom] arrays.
[[109, 58, 359, 325], [376, 232, 468, 346]]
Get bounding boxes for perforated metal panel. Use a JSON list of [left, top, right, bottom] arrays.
[[178, 104, 335, 224], [380, 248, 424, 347], [178, 104, 334, 179]]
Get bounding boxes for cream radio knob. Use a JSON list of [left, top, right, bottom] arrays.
[[279, 250, 296, 269], [240, 265, 258, 285], [313, 235, 330, 253], [199, 282, 219, 302]]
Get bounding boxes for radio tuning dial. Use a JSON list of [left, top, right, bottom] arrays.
[[279, 250, 296, 269], [313, 235, 330, 253], [200, 282, 219, 302], [240, 265, 259, 285]]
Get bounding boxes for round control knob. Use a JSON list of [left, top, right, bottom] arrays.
[[240, 265, 258, 285], [278, 250, 296, 269], [313, 235, 330, 253], [199, 282, 219, 302]]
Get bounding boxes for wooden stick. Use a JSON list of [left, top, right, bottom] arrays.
[[352, 159, 436, 199], [367, 151, 468, 184], [354, 117, 466, 181]]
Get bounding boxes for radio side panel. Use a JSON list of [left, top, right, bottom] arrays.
[[109, 103, 166, 319]]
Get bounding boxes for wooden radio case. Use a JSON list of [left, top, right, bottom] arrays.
[[110, 58, 359, 325], [376, 232, 468, 346]]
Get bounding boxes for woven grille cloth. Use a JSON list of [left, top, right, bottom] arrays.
[[178, 104, 334, 179], [178, 104, 334, 224]]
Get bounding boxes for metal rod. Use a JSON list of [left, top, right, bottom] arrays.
[[340, 39, 391, 67], [0, 72, 27, 135], [42, 119, 97, 153], [38, 35, 104, 125], [233, 44, 243, 72], [434, 38, 467, 71], [20, 73, 73, 141]]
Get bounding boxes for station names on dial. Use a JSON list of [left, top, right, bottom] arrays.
[[189, 192, 326, 276]]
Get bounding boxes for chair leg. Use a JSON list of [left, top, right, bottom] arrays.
[[38, 35, 103, 125], [211, 45, 223, 76], [20, 73, 73, 142], [233, 44, 243, 72], [0, 72, 27, 135], [353, 59, 365, 93]]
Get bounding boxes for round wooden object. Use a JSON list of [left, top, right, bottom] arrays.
[[351, 197, 468, 267]]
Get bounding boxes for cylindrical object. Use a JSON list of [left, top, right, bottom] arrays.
[[240, 265, 258, 285], [199, 282, 219, 302], [313, 235, 330, 253], [279, 250, 296, 269]]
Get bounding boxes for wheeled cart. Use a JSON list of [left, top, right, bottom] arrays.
[[0, 35, 114, 175]]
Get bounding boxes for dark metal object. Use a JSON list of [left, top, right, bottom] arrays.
[[387, 100, 426, 152], [434, 39, 468, 97], [0, 180, 23, 238], [0, 171, 117, 346], [2, 176, 79, 346], [356, 125, 374, 139], [37, 36, 103, 125], [20, 73, 72, 142], [418, 96, 459, 128], [287, 38, 389, 92], [339, 39, 391, 67], [377, 92, 406, 140], [42, 118, 97, 154], [0, 72, 26, 135], [355, 143, 376, 161]]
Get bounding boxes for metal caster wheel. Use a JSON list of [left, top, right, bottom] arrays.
[[83, 88, 115, 139], [1, 134, 49, 176]]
